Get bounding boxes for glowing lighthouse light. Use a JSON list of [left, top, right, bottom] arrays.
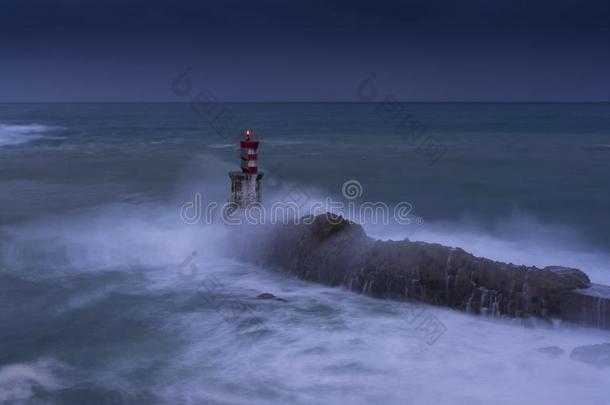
[[228, 129, 264, 209]]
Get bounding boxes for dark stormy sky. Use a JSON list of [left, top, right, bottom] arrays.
[[1, 0, 609, 102]]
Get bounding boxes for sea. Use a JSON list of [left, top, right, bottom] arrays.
[[1, 102, 609, 404]]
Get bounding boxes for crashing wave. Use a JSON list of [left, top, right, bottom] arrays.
[[0, 123, 50, 147]]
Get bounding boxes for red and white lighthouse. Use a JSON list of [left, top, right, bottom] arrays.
[[229, 129, 264, 209], [240, 128, 259, 174]]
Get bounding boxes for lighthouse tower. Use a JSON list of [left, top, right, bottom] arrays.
[[229, 129, 264, 208]]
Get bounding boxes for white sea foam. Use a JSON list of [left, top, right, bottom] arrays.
[[207, 143, 234, 149], [1, 193, 609, 404], [5, 208, 608, 405], [0, 123, 50, 147], [1, 156, 609, 404], [0, 359, 65, 404], [265, 139, 328, 146]]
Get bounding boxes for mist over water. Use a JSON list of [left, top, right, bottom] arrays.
[[1, 103, 610, 404]]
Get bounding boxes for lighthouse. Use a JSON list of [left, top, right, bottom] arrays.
[[228, 129, 264, 208]]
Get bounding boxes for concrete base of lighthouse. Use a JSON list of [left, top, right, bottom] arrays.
[[229, 172, 264, 209]]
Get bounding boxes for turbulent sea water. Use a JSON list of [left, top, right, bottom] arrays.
[[1, 103, 610, 404]]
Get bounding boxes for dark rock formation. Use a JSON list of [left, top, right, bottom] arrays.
[[536, 346, 566, 358], [232, 213, 610, 328], [570, 343, 610, 368], [257, 293, 277, 299], [256, 293, 287, 302]]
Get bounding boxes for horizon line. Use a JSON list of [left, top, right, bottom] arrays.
[[1, 101, 609, 104]]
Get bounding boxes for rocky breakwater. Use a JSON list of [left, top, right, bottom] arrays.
[[232, 213, 610, 329]]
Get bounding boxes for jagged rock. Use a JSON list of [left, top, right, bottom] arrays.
[[570, 343, 610, 368], [536, 346, 566, 358], [230, 213, 606, 328], [562, 284, 610, 329], [256, 292, 287, 302]]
